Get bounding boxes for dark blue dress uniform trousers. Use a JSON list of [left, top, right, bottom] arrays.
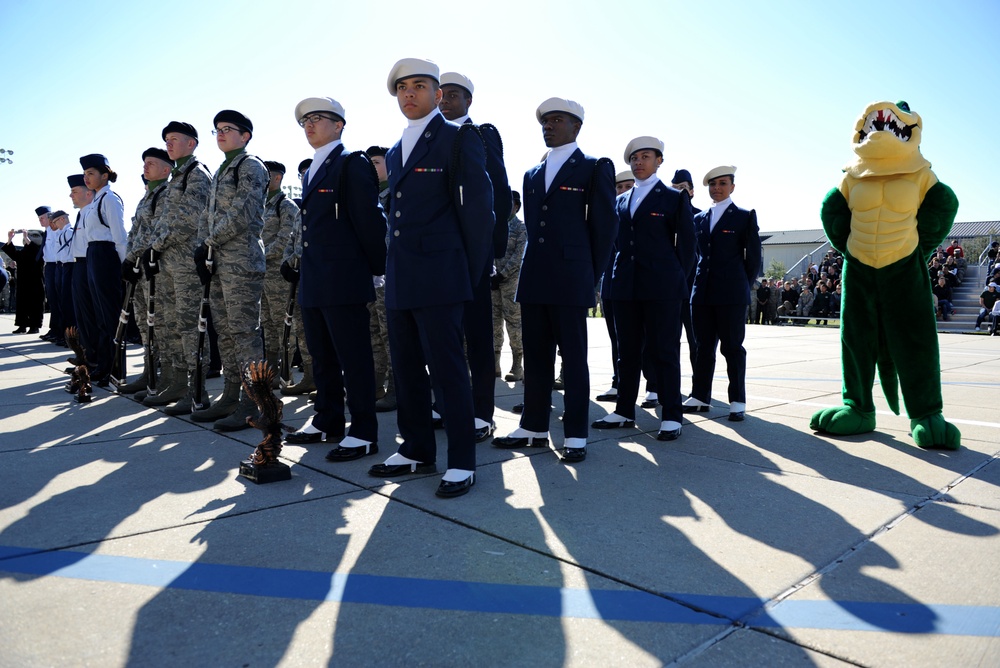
[[520, 303, 590, 438], [389, 303, 476, 471], [690, 303, 747, 404], [301, 303, 378, 441], [85, 241, 122, 379]]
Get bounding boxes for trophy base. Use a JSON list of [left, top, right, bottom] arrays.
[[239, 459, 291, 484]]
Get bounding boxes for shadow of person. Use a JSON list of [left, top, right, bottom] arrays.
[[122, 476, 354, 666], [327, 465, 570, 666]]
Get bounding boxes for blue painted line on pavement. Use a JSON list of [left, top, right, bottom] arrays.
[[1, 545, 997, 636]]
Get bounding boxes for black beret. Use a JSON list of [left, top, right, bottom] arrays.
[[49, 209, 69, 221], [365, 146, 389, 158], [67, 174, 86, 188], [141, 147, 173, 165], [671, 169, 693, 185], [161, 121, 198, 141], [297, 158, 313, 174], [34, 206, 51, 216], [213, 110, 252, 135], [79, 153, 110, 171], [263, 161, 286, 174]]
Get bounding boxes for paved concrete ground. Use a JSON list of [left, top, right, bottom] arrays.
[[0, 312, 998, 667]]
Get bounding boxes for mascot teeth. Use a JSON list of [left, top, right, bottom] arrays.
[[858, 108, 913, 143]]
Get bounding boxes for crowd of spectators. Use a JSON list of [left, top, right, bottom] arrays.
[[749, 250, 843, 326]]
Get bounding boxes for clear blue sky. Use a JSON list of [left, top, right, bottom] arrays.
[[1, 0, 997, 234]]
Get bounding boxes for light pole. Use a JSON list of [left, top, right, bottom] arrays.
[[0, 148, 13, 165]]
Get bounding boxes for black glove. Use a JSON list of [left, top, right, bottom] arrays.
[[280, 259, 300, 284], [490, 272, 505, 291], [141, 248, 159, 280], [121, 259, 142, 284], [193, 243, 215, 286]]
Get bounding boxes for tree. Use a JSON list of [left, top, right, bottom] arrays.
[[765, 258, 787, 280]]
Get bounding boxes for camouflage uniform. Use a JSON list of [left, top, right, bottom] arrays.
[[149, 157, 213, 380], [281, 210, 313, 380], [260, 190, 299, 362], [198, 151, 267, 386], [124, 181, 169, 347], [370, 184, 392, 396], [122, 181, 169, 387], [492, 213, 526, 355]]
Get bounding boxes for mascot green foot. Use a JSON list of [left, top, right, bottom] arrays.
[[810, 405, 877, 436], [911, 414, 961, 450]]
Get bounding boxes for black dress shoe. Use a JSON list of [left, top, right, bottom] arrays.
[[590, 418, 635, 429], [657, 427, 682, 441], [431, 416, 444, 429], [640, 399, 659, 408], [492, 435, 548, 449], [595, 391, 618, 403], [326, 442, 378, 462], [552, 377, 564, 390], [206, 369, 222, 379], [474, 422, 495, 442], [284, 426, 330, 444], [28, 327, 39, 334], [67, 356, 82, 365], [681, 404, 710, 414], [95, 377, 110, 388], [728, 411, 745, 422], [40, 332, 54, 341], [560, 447, 587, 463], [12, 327, 26, 334], [368, 461, 436, 477], [511, 402, 524, 414], [436, 474, 475, 498]]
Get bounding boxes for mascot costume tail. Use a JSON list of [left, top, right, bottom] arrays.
[[810, 101, 961, 450]]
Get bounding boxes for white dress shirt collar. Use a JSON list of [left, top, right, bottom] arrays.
[[543, 142, 578, 191]]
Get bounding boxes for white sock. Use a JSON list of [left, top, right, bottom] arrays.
[[564, 437, 587, 449], [660, 420, 682, 431], [603, 386, 617, 395], [339, 435, 371, 449], [431, 409, 442, 420], [474, 418, 491, 429], [442, 468, 474, 483], [730, 402, 746, 413], [682, 396, 708, 407], [508, 427, 547, 439], [298, 416, 320, 433], [645, 391, 658, 401], [600, 413, 629, 423], [383, 452, 419, 466]]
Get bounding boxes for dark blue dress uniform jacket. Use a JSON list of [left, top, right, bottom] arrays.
[[611, 181, 695, 301], [690, 203, 762, 306], [298, 144, 387, 307], [516, 149, 617, 308], [384, 114, 494, 309]]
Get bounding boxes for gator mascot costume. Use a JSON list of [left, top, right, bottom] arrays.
[[810, 101, 960, 449]]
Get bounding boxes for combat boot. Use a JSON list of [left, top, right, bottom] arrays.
[[143, 367, 188, 406], [213, 388, 259, 432], [164, 370, 211, 416], [191, 379, 240, 422], [118, 366, 151, 395], [281, 365, 315, 396], [505, 351, 523, 382]]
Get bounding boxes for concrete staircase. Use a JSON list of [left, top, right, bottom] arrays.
[[938, 264, 988, 333]]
